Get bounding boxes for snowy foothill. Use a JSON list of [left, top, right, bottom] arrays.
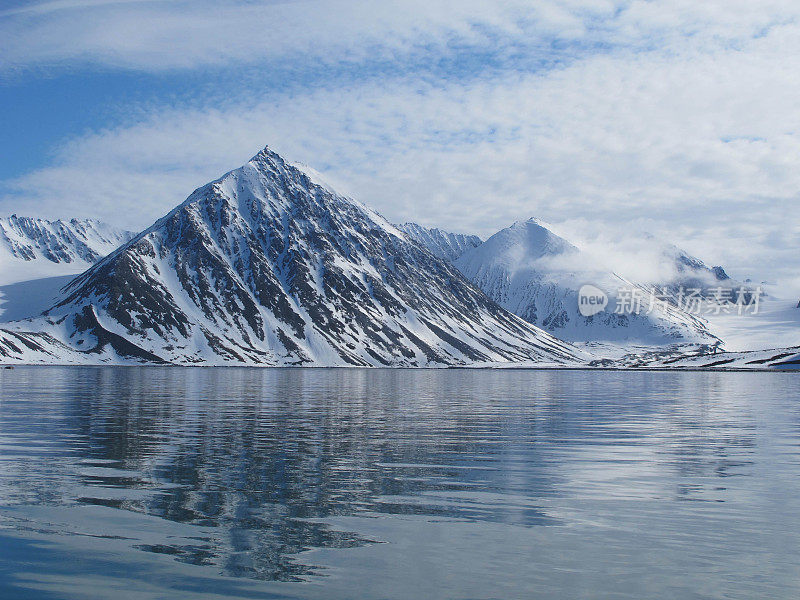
[[0, 217, 134, 322]]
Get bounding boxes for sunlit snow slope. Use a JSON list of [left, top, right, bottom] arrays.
[[454, 218, 717, 345]]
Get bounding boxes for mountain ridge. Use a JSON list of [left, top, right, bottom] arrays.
[[397, 222, 482, 262], [0, 215, 133, 267], [453, 218, 718, 344], [2, 147, 580, 366]]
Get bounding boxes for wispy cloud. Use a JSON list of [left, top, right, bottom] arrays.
[[0, 0, 594, 74], [2, 0, 795, 74], [1, 1, 799, 292]]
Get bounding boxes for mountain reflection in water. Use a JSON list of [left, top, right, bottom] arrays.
[[0, 367, 798, 599]]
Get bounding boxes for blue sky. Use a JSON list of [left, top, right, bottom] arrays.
[[1, 0, 799, 293]]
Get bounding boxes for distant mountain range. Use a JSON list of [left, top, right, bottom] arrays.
[[0, 148, 577, 366], [0, 215, 133, 271], [0, 146, 793, 368], [0, 216, 135, 322]]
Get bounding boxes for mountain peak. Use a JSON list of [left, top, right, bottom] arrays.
[[454, 218, 715, 344], [469, 218, 577, 267], [523, 216, 550, 228], [16, 146, 578, 366], [250, 144, 279, 162]]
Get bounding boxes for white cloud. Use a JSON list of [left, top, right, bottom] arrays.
[[1, 1, 799, 294], [0, 0, 593, 73]]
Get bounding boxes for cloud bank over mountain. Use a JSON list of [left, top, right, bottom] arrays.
[[2, 1, 798, 294]]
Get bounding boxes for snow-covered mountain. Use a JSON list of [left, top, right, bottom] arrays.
[[636, 345, 800, 370], [0, 216, 135, 322], [0, 215, 133, 275], [654, 239, 739, 294], [397, 223, 482, 262], [669, 245, 730, 283], [454, 218, 717, 344], [1, 148, 579, 366]]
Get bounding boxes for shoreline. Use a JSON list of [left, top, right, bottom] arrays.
[[1, 362, 797, 373]]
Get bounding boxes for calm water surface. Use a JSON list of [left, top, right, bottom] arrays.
[[0, 367, 798, 599]]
